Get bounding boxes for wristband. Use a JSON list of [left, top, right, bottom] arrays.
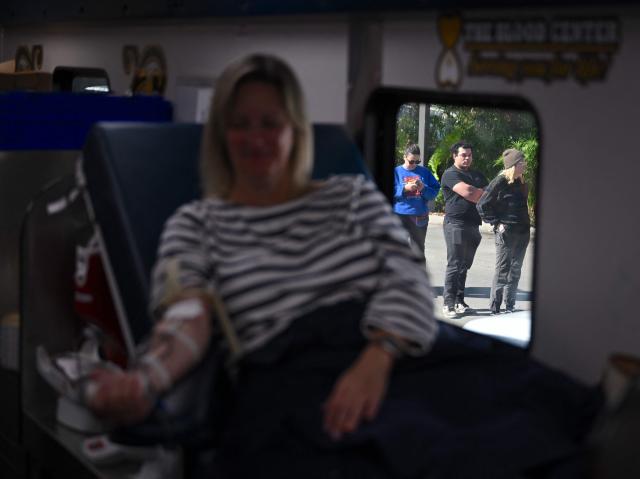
[[372, 336, 404, 359]]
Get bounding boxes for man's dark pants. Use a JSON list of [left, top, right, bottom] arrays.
[[398, 214, 428, 263], [443, 218, 481, 307]]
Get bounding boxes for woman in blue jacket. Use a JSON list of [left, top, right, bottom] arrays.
[[393, 144, 441, 263]]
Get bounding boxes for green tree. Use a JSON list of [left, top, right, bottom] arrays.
[[395, 103, 419, 164], [395, 103, 538, 214], [427, 105, 536, 179]]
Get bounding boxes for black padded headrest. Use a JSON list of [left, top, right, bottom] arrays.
[[83, 123, 202, 342], [311, 124, 369, 180]]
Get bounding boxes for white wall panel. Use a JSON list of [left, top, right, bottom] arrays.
[[382, 7, 640, 384], [1, 19, 348, 123]]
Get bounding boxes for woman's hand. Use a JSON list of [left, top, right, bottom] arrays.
[[404, 181, 418, 192], [323, 343, 394, 440], [86, 368, 154, 425]]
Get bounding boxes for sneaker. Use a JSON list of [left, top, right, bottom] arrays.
[[505, 305, 516, 313], [490, 305, 501, 315], [454, 301, 475, 315], [442, 305, 458, 319]]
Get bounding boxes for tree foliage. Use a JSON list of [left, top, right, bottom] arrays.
[[395, 103, 538, 215], [395, 103, 420, 163]]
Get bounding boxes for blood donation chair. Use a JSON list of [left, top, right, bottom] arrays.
[[23, 121, 369, 477], [23, 119, 606, 478], [86, 121, 369, 475]]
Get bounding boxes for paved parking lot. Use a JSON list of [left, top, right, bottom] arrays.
[[423, 214, 534, 331]]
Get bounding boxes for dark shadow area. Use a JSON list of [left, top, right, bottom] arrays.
[[431, 286, 531, 301], [432, 286, 491, 299]]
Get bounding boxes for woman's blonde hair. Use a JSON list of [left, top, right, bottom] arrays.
[[502, 165, 518, 184], [501, 162, 526, 184], [200, 53, 313, 198]]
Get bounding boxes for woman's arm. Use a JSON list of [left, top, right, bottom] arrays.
[[357, 180, 438, 355], [323, 339, 395, 440], [87, 294, 213, 424], [476, 176, 503, 225], [323, 177, 438, 439], [421, 169, 441, 201], [88, 203, 216, 424], [393, 168, 409, 200]]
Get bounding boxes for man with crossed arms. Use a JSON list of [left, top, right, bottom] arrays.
[[440, 141, 488, 319]]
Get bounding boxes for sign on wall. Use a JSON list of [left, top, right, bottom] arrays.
[[435, 13, 620, 89]]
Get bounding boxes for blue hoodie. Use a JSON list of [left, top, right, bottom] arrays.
[[393, 164, 441, 216]]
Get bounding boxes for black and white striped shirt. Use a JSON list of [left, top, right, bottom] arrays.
[[150, 175, 437, 355]]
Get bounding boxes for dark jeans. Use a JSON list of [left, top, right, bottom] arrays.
[[443, 219, 481, 307], [490, 225, 530, 309], [397, 214, 428, 262]]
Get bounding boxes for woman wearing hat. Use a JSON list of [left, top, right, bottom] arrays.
[[477, 149, 530, 314]]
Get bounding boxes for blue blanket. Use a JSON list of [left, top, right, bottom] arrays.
[[212, 301, 602, 478]]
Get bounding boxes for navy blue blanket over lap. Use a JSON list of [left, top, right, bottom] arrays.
[[213, 301, 602, 478]]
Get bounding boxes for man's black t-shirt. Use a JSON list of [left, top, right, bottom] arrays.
[[441, 165, 488, 225]]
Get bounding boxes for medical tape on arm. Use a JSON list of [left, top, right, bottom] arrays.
[[139, 354, 173, 392], [137, 297, 208, 395], [160, 298, 207, 360]]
